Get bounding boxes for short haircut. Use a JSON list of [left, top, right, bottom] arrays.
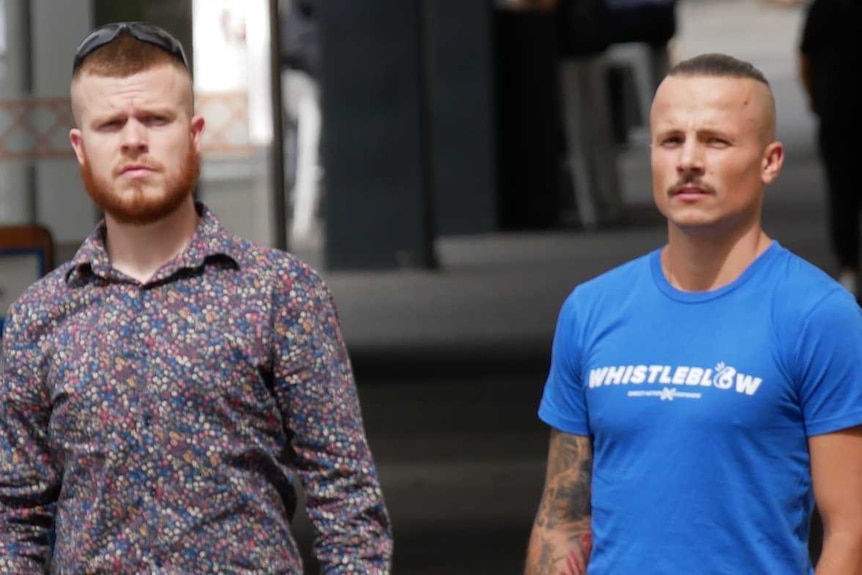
[[71, 29, 187, 81], [664, 52, 777, 141], [668, 53, 770, 87], [70, 30, 194, 118]]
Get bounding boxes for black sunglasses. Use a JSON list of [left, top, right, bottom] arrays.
[[73, 22, 189, 72]]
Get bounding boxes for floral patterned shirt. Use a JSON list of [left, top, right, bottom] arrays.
[[0, 204, 392, 574]]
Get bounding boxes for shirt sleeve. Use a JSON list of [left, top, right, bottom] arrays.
[[538, 291, 591, 436], [270, 263, 392, 574], [793, 289, 862, 436], [0, 301, 59, 574]]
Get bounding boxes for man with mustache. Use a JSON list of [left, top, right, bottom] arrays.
[[0, 23, 392, 574], [524, 53, 862, 574]]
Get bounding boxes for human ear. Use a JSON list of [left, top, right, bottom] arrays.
[[69, 129, 86, 166], [190, 115, 206, 153], [761, 141, 784, 185]]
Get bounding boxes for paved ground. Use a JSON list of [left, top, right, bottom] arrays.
[[286, 1, 835, 573]]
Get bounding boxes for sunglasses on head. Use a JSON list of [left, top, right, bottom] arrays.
[[73, 22, 189, 72]]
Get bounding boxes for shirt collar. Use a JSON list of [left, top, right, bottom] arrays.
[[65, 202, 242, 284]]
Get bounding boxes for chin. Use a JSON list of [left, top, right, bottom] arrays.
[[672, 221, 722, 235], [665, 211, 723, 233]]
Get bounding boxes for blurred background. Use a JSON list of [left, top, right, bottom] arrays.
[[0, 0, 831, 572]]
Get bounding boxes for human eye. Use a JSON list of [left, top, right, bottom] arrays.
[[97, 119, 123, 132], [705, 135, 731, 148], [658, 134, 682, 147], [140, 114, 165, 127], [143, 114, 171, 127]]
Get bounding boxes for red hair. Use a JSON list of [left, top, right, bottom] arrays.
[[72, 30, 186, 80]]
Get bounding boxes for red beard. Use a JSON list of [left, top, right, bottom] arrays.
[[80, 145, 201, 225]]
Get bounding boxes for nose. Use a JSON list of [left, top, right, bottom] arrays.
[[120, 119, 148, 154], [677, 140, 704, 176]]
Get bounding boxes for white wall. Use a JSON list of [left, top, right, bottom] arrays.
[[193, 0, 278, 249]]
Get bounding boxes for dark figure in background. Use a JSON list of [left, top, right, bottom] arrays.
[[281, 0, 323, 246], [0, 22, 391, 574], [606, 0, 677, 90], [799, 0, 862, 297]]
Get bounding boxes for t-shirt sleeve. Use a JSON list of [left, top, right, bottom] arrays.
[[794, 289, 862, 436], [538, 291, 591, 435]]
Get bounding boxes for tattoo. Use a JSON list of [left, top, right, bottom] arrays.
[[562, 534, 593, 575], [564, 549, 584, 575], [535, 541, 557, 571], [535, 431, 592, 529], [525, 430, 593, 575], [546, 430, 590, 479]]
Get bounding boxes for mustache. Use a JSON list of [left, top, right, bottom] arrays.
[[667, 177, 715, 196], [114, 160, 164, 176]]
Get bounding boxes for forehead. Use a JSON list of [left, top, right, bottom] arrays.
[[71, 65, 190, 119], [650, 75, 768, 132]]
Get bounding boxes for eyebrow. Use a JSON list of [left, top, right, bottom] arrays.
[[654, 122, 736, 135], [91, 106, 177, 125]]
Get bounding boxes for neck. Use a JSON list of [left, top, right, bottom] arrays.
[[661, 222, 771, 292], [104, 197, 199, 283]]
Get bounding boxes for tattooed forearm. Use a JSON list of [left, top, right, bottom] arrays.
[[524, 430, 593, 575], [537, 430, 592, 529], [525, 532, 592, 575], [546, 429, 591, 479], [564, 543, 592, 575], [536, 471, 591, 530]]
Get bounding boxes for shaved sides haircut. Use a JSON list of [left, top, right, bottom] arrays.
[[665, 53, 776, 141], [669, 53, 770, 87], [71, 30, 194, 120], [72, 30, 185, 81]]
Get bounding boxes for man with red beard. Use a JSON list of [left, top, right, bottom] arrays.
[[0, 23, 392, 574]]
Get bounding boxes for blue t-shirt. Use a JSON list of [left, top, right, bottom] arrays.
[[539, 242, 862, 575]]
